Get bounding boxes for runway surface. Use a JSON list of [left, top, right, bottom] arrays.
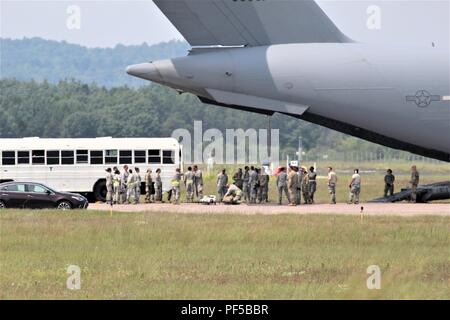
[[88, 202, 450, 217]]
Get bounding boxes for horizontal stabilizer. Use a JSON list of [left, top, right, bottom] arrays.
[[153, 0, 351, 46]]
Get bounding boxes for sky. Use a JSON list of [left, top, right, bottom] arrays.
[[1, 0, 449, 47]]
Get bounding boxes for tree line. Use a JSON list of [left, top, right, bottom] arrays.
[[1, 79, 403, 159]]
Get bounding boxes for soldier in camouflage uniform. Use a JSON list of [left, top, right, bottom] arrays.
[[258, 168, 269, 203], [183, 166, 195, 203], [348, 169, 361, 204], [410, 165, 420, 202], [171, 168, 182, 204], [384, 169, 395, 197], [242, 166, 250, 203], [134, 167, 141, 204], [248, 166, 258, 204], [120, 165, 129, 204], [216, 169, 228, 202], [295, 169, 302, 205], [327, 167, 337, 204], [154, 168, 163, 202], [276, 167, 290, 205], [287, 166, 298, 206], [105, 168, 113, 205], [126, 169, 135, 204], [308, 166, 317, 203], [113, 169, 121, 204], [264, 170, 269, 202], [301, 167, 310, 204], [223, 183, 243, 204], [233, 168, 243, 190], [144, 169, 153, 203], [193, 165, 204, 201]]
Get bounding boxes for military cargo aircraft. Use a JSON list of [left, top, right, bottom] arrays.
[[127, 0, 450, 162]]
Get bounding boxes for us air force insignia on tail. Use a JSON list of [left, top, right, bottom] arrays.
[[406, 90, 441, 108]]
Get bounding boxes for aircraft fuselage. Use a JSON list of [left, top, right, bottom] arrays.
[[127, 43, 450, 161]]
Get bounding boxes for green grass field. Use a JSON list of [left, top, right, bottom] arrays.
[[1, 210, 449, 299]]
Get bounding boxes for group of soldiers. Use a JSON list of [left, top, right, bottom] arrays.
[[211, 165, 349, 206], [216, 166, 270, 204], [105, 164, 421, 205], [105, 165, 163, 205], [274, 165, 352, 205], [383, 165, 420, 202], [211, 164, 419, 205], [170, 165, 204, 204], [276, 165, 318, 205]]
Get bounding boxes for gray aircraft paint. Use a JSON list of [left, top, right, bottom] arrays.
[[127, 0, 450, 161]]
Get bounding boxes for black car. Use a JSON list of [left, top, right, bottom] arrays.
[[0, 182, 88, 210]]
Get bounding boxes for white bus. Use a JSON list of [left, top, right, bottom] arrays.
[[0, 137, 183, 202]]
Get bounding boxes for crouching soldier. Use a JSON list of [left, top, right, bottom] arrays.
[[222, 183, 243, 204]]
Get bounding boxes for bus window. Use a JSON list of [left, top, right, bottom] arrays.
[[90, 150, 104, 165], [76, 150, 88, 164], [162, 150, 175, 164], [148, 150, 161, 164], [119, 150, 132, 164], [62, 151, 75, 165], [46, 150, 60, 165], [17, 151, 30, 164], [134, 150, 146, 163], [32, 150, 45, 165], [2, 151, 16, 165], [105, 150, 118, 164]]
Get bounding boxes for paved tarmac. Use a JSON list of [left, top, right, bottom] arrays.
[[88, 202, 450, 217]]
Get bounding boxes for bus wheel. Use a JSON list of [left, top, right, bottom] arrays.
[[0, 200, 6, 209], [94, 181, 107, 202]]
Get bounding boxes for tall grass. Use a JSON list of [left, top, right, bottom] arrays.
[[1, 211, 448, 299]]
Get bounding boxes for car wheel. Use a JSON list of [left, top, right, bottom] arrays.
[[0, 200, 6, 209], [57, 201, 72, 210]]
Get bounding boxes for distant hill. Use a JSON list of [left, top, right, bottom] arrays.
[[0, 37, 190, 87]]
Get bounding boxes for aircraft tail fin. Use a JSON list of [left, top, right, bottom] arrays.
[[153, 0, 352, 47]]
